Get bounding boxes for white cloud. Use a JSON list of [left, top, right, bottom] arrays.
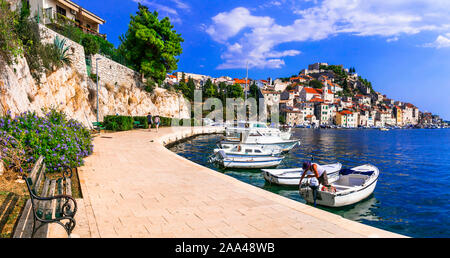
[[387, 37, 399, 43], [206, 0, 450, 69], [133, 0, 190, 23], [206, 7, 275, 44], [423, 33, 450, 49]]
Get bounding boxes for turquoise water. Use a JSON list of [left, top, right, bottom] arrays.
[[168, 128, 450, 238]]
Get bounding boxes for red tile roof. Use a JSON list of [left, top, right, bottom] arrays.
[[304, 88, 318, 94], [310, 97, 324, 103], [234, 78, 250, 84], [339, 110, 353, 115]]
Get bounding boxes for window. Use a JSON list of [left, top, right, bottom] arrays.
[[56, 5, 66, 17], [245, 149, 252, 153], [255, 150, 262, 153]]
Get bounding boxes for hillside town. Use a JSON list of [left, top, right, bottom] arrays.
[[164, 63, 448, 129]]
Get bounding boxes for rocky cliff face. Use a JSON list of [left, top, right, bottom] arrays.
[[0, 55, 190, 128]]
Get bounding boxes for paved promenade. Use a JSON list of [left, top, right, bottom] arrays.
[[69, 127, 404, 238]]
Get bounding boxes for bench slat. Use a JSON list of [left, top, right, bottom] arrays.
[[55, 179, 63, 218], [27, 156, 44, 187], [44, 180, 56, 220], [36, 179, 50, 219], [66, 178, 72, 197], [32, 163, 45, 195]]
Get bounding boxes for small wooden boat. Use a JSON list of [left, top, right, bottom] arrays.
[[262, 163, 342, 186], [299, 164, 379, 207], [211, 150, 284, 169]]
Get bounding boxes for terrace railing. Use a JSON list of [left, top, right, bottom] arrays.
[[41, 8, 106, 39]]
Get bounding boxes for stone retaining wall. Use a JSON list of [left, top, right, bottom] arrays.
[[90, 54, 142, 90], [38, 24, 88, 79]]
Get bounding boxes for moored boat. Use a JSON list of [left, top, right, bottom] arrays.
[[262, 163, 342, 186], [213, 144, 283, 158], [299, 164, 379, 207], [211, 150, 284, 169]]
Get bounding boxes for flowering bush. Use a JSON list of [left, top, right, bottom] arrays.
[[0, 109, 93, 174]]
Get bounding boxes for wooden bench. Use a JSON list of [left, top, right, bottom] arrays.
[[23, 156, 77, 238], [92, 122, 106, 131], [133, 121, 145, 128]]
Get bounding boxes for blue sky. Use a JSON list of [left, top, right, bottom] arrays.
[[73, 0, 450, 120]]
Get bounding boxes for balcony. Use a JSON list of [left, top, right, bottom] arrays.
[[42, 8, 106, 39]]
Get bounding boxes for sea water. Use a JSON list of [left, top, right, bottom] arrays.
[[169, 128, 450, 238]]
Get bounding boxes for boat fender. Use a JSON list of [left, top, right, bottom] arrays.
[[321, 185, 336, 193]]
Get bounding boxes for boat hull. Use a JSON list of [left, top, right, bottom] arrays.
[[262, 163, 342, 186], [300, 180, 377, 207], [220, 140, 299, 153], [299, 164, 379, 207], [220, 158, 283, 169]]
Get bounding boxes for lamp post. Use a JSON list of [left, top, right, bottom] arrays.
[[96, 58, 101, 126]]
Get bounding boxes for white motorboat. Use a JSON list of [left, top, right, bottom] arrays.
[[262, 163, 342, 186], [299, 164, 380, 207], [225, 121, 292, 140], [221, 131, 300, 153], [213, 144, 283, 158], [211, 150, 284, 169]]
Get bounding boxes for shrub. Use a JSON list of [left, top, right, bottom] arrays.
[[0, 109, 93, 174], [81, 35, 100, 56], [0, 0, 23, 66], [103, 115, 183, 130], [144, 79, 156, 93], [89, 72, 99, 83], [132, 116, 149, 129], [103, 115, 134, 131]]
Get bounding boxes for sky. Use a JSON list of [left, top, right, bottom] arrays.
[[72, 0, 450, 120]]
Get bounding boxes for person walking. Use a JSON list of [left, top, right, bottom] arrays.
[[154, 115, 160, 133], [147, 113, 153, 132]]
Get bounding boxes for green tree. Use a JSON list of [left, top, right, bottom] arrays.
[[203, 78, 217, 99], [81, 35, 100, 56], [227, 83, 244, 99], [309, 80, 324, 89], [218, 82, 227, 101], [186, 78, 196, 100], [249, 82, 259, 99], [119, 4, 184, 83]]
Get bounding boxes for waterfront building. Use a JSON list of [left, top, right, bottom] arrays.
[[296, 102, 315, 121], [394, 106, 404, 126], [260, 90, 281, 109], [283, 108, 304, 127], [314, 103, 333, 125], [336, 110, 358, 127]]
